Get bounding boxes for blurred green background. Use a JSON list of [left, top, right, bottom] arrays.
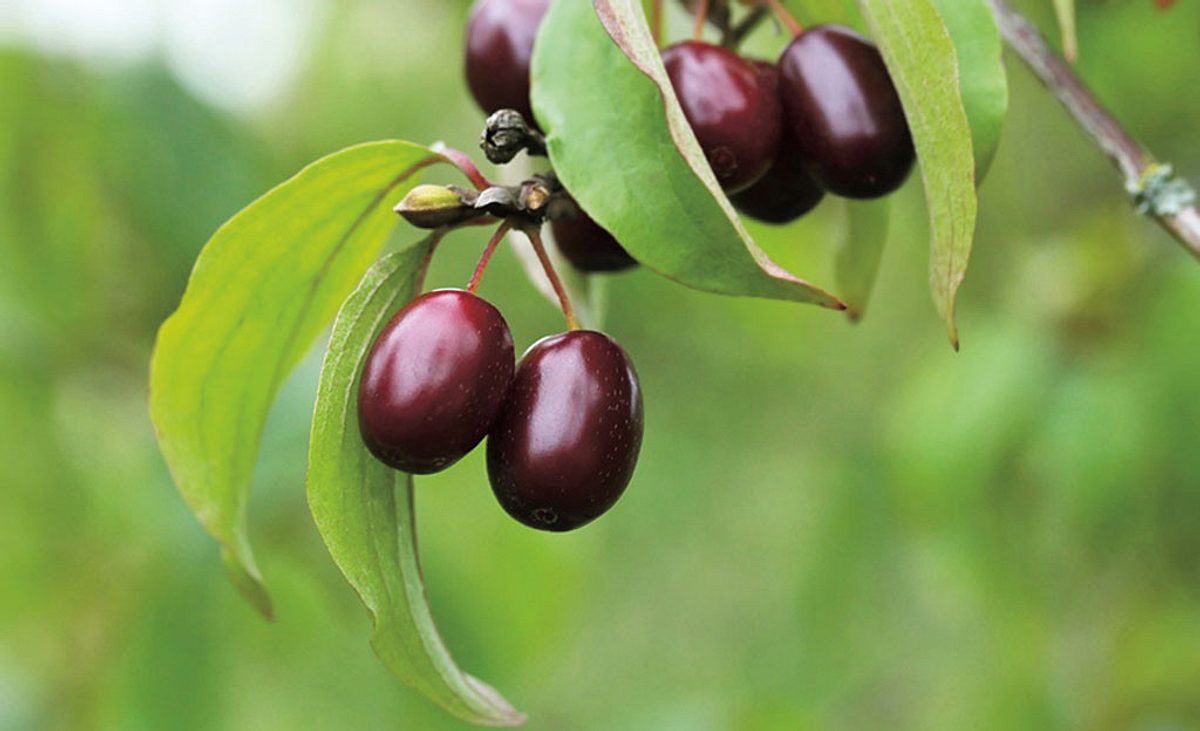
[[2, 0, 1199, 729]]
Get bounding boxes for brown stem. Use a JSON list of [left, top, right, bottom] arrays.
[[414, 230, 447, 293], [675, 0, 731, 35], [467, 222, 512, 293], [764, 0, 802, 37], [990, 0, 1200, 261], [651, 0, 664, 48], [522, 226, 579, 330], [693, 0, 711, 39]]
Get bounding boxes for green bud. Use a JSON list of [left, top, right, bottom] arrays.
[[395, 185, 480, 229]]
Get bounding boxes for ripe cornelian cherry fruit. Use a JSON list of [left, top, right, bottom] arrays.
[[777, 25, 914, 199], [359, 290, 515, 475], [662, 41, 783, 194], [551, 196, 637, 273], [731, 143, 826, 224], [464, 0, 550, 127], [487, 331, 644, 532], [730, 60, 826, 224]]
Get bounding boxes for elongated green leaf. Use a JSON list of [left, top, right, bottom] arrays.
[[307, 245, 525, 728], [836, 199, 890, 322], [532, 0, 844, 310], [150, 141, 442, 618], [1052, 0, 1078, 62], [930, 0, 1010, 180], [858, 0, 978, 349]]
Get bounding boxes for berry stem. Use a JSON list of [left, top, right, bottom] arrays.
[[415, 230, 448, 293], [523, 225, 579, 331], [467, 221, 513, 294], [651, 0, 664, 48], [432, 144, 492, 191], [764, 0, 803, 37], [693, 0, 711, 40]]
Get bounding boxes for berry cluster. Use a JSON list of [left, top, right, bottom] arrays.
[[359, 288, 643, 532], [465, 0, 913, 234], [359, 1, 911, 534], [358, 0, 645, 532], [664, 24, 915, 221]]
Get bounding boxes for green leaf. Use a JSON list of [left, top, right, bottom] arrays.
[[929, 0, 1010, 180], [836, 199, 891, 322], [1052, 0, 1078, 62], [307, 244, 525, 728], [857, 0, 978, 349], [150, 141, 442, 618], [532, 0, 844, 311]]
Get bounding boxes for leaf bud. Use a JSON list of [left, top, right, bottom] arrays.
[[394, 185, 481, 229]]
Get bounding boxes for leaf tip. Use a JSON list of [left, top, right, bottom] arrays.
[[222, 547, 275, 621], [823, 295, 849, 312], [461, 672, 528, 727], [845, 307, 863, 324]]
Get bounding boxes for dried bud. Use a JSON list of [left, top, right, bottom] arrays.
[[394, 185, 481, 229], [520, 180, 552, 215], [481, 109, 547, 165]]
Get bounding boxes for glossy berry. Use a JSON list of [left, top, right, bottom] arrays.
[[359, 289, 514, 475], [731, 144, 826, 224], [730, 61, 826, 224], [777, 25, 915, 199], [662, 41, 783, 194], [551, 197, 637, 273], [487, 331, 643, 532], [465, 0, 550, 128]]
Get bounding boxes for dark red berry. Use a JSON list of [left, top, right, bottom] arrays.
[[730, 61, 825, 224], [731, 144, 826, 224], [551, 196, 637, 273], [662, 41, 783, 194], [359, 289, 515, 475], [777, 25, 914, 199], [487, 331, 643, 532], [465, 0, 550, 128]]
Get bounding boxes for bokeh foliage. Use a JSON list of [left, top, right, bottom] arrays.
[[1, 1, 1198, 729]]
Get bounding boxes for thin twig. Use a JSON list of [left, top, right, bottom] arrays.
[[431, 144, 492, 191], [693, 0, 711, 40], [651, 0, 664, 48], [675, 0, 730, 35], [523, 226, 579, 331], [414, 230, 447, 293], [990, 0, 1200, 261], [764, 0, 802, 37], [468, 222, 512, 293]]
